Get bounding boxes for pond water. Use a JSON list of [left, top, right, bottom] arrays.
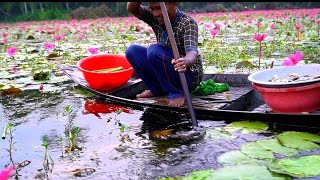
[[1, 9, 320, 179], [1, 82, 320, 180]]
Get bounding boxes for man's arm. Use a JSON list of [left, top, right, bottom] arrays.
[[127, 2, 144, 17], [172, 50, 197, 73]]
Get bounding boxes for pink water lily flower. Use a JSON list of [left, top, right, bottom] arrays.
[[147, 28, 154, 34], [88, 47, 99, 55], [270, 23, 275, 30], [79, 33, 87, 39], [54, 34, 63, 41], [283, 51, 304, 66], [255, 22, 262, 27], [7, 47, 17, 57], [2, 32, 8, 38], [253, 34, 267, 42], [210, 29, 219, 37], [294, 25, 302, 30], [11, 66, 18, 73], [214, 22, 221, 29], [0, 165, 14, 180], [316, 19, 320, 24], [204, 23, 212, 29], [44, 42, 54, 51], [136, 24, 143, 31]]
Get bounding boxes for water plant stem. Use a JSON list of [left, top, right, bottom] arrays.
[[258, 41, 262, 69], [7, 124, 16, 168]]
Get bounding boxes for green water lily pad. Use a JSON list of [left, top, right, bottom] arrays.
[[217, 150, 270, 166], [268, 155, 320, 178], [241, 141, 275, 159], [184, 169, 214, 180], [277, 131, 320, 151], [31, 69, 51, 80], [209, 164, 290, 180], [205, 128, 237, 140], [158, 169, 214, 180], [225, 121, 268, 134], [258, 139, 298, 157]]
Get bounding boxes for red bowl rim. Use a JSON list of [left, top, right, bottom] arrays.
[[252, 82, 320, 92], [76, 54, 133, 74]]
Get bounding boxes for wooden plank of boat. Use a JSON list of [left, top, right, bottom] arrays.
[[59, 65, 320, 128]]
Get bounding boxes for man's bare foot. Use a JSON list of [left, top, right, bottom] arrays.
[[136, 90, 154, 98], [168, 96, 185, 107]]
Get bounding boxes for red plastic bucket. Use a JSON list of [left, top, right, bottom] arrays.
[[252, 82, 320, 113], [77, 54, 134, 90]]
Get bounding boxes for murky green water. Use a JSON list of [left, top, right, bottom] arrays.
[[1, 84, 320, 180]]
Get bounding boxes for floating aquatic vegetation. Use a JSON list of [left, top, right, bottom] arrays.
[[0, 83, 22, 96], [209, 164, 290, 180], [268, 155, 320, 178], [257, 139, 298, 157], [241, 138, 299, 160], [205, 128, 236, 140], [217, 150, 270, 166], [225, 121, 269, 134], [159, 169, 214, 180], [241, 140, 275, 159], [276, 131, 320, 151], [31, 69, 51, 80]]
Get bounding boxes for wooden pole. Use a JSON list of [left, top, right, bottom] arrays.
[[159, 2, 198, 127]]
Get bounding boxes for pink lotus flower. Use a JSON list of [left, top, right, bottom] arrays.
[[54, 34, 63, 41], [204, 23, 212, 29], [19, 27, 24, 32], [79, 33, 87, 39], [147, 28, 154, 34], [316, 19, 320, 25], [255, 22, 262, 27], [210, 29, 219, 37], [136, 24, 143, 31], [2, 39, 7, 44], [119, 28, 125, 33], [88, 47, 99, 55], [270, 23, 275, 30], [283, 51, 304, 66], [7, 47, 17, 57], [253, 34, 267, 42], [214, 22, 221, 29], [294, 25, 302, 30], [11, 66, 18, 73], [0, 165, 14, 180], [2, 32, 8, 38], [44, 42, 54, 51]]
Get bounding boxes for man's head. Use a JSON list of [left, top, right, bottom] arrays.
[[148, 2, 178, 24]]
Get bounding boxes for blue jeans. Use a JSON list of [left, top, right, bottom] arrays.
[[125, 44, 194, 99]]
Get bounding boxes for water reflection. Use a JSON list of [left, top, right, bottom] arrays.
[[82, 99, 134, 118]]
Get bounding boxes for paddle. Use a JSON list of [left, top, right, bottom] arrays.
[[159, 2, 198, 128]]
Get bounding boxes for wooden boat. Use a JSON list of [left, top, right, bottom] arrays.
[[59, 65, 320, 128]]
